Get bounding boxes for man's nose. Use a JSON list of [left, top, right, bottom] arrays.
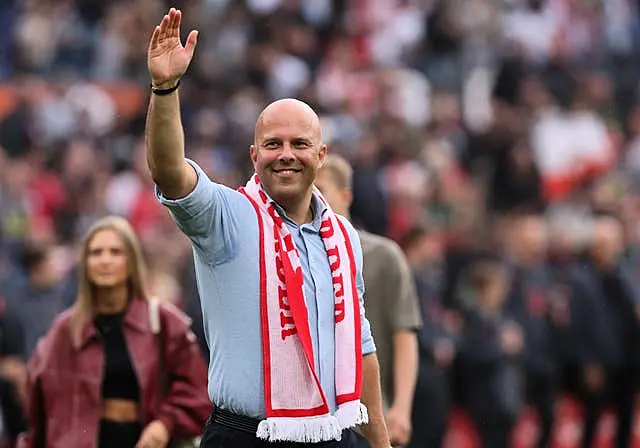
[[279, 143, 295, 160]]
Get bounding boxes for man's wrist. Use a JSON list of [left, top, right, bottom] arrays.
[[151, 79, 180, 90], [151, 80, 181, 96], [389, 400, 412, 414]]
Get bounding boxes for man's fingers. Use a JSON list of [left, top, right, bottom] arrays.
[[185, 30, 198, 57], [149, 26, 161, 50], [158, 14, 170, 42], [170, 8, 181, 38], [401, 427, 411, 443], [154, 8, 185, 47]]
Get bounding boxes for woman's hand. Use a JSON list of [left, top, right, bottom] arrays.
[[136, 420, 170, 448]]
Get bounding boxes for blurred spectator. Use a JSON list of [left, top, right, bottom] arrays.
[[458, 256, 525, 448], [17, 216, 210, 448], [503, 213, 562, 448], [0, 303, 28, 448], [316, 154, 422, 447], [0, 284, 28, 448], [569, 214, 640, 448], [3, 242, 71, 359], [400, 224, 458, 448]]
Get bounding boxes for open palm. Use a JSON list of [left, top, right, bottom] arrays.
[[147, 8, 198, 88]]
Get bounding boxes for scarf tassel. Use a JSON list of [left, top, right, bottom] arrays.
[[256, 401, 369, 443], [335, 400, 369, 429], [257, 415, 343, 443]]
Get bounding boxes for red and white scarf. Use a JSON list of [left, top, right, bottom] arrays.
[[239, 174, 368, 443]]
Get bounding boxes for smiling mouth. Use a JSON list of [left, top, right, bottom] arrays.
[[273, 168, 302, 175]]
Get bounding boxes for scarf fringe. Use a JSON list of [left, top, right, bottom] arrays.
[[335, 401, 369, 429], [256, 415, 343, 443]]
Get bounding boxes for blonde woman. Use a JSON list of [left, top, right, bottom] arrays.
[[18, 216, 211, 448]]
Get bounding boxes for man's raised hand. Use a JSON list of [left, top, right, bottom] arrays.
[[147, 8, 198, 89]]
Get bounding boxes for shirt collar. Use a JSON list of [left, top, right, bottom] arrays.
[[270, 192, 328, 230]]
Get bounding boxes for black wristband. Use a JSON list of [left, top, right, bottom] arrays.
[[151, 80, 180, 95]]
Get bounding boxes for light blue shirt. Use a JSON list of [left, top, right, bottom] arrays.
[[156, 160, 375, 418]]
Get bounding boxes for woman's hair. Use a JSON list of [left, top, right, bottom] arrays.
[[70, 215, 150, 346]]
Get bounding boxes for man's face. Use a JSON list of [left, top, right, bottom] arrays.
[[315, 169, 351, 216], [512, 216, 548, 263], [592, 218, 624, 265], [250, 101, 326, 208]]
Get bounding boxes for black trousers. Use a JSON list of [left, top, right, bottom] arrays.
[[407, 360, 450, 448], [526, 373, 556, 448], [581, 368, 635, 448], [476, 420, 514, 448], [200, 418, 371, 448]]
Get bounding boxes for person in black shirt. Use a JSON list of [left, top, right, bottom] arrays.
[[0, 300, 28, 447], [18, 216, 211, 448]]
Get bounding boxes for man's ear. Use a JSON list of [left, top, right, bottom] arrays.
[[343, 189, 353, 209], [250, 145, 258, 167], [318, 144, 328, 166]]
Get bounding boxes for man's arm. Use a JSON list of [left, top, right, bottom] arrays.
[[147, 9, 242, 254], [360, 353, 390, 448], [385, 243, 422, 445], [388, 330, 418, 432], [342, 221, 389, 446], [145, 7, 198, 199], [145, 85, 196, 199]]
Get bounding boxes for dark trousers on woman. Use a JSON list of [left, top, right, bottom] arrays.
[[200, 408, 371, 448], [98, 420, 142, 448]]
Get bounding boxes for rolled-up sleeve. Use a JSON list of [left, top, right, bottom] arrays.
[[155, 159, 240, 264], [155, 159, 216, 237]]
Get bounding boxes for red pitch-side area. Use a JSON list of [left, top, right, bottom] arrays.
[[444, 395, 640, 447]]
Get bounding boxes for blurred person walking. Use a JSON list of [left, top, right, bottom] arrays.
[[3, 243, 72, 359], [569, 215, 640, 448], [0, 295, 28, 448], [315, 155, 422, 447], [17, 216, 211, 448], [401, 225, 457, 448], [145, 8, 388, 448], [457, 256, 525, 448], [503, 213, 563, 448]]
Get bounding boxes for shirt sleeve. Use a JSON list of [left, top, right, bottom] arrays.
[[155, 159, 242, 264], [338, 216, 376, 355], [385, 243, 423, 332]]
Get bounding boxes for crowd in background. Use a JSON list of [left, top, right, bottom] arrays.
[[2, 0, 640, 446]]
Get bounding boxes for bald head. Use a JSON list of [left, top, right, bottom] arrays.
[[254, 98, 322, 145], [249, 98, 328, 222]]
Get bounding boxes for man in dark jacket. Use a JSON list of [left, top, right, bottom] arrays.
[[402, 225, 457, 448], [504, 213, 563, 448], [458, 255, 525, 448], [571, 215, 640, 448]]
